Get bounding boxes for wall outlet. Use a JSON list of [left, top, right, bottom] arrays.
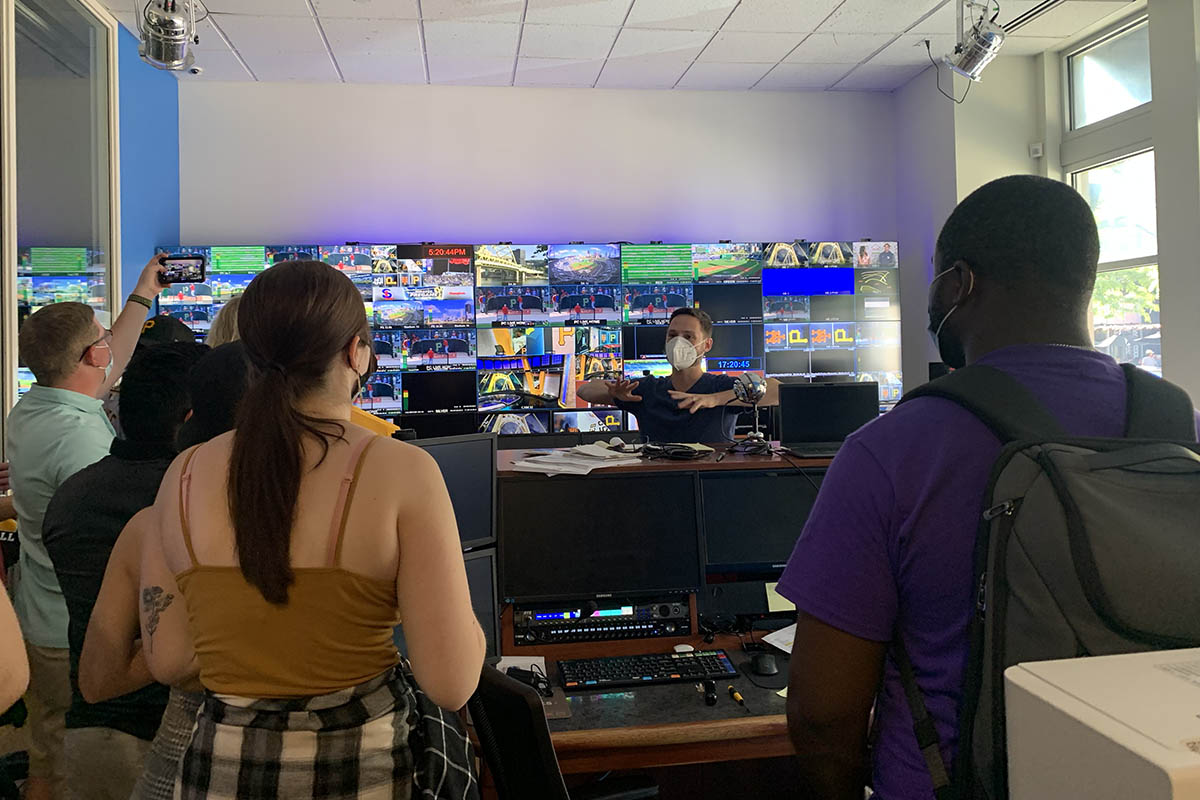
[[1029, 142, 1045, 159]]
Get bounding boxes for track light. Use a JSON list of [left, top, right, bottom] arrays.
[[945, 0, 1006, 81], [136, 0, 202, 71]]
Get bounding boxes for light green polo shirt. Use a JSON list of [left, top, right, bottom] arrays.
[[6, 384, 115, 648]]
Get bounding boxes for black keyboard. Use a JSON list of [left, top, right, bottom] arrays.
[[557, 650, 737, 691]]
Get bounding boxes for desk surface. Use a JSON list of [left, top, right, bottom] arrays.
[[497, 445, 830, 477]]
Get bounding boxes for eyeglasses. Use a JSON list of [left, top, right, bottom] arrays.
[[79, 329, 113, 362]]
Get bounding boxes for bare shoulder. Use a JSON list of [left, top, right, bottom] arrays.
[[365, 435, 439, 474]]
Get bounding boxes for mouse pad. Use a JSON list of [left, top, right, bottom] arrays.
[[541, 687, 572, 720]]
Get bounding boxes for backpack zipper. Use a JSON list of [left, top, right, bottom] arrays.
[[977, 500, 1019, 619], [983, 500, 1016, 521]]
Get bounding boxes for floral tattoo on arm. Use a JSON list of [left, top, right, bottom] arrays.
[[141, 586, 175, 653]]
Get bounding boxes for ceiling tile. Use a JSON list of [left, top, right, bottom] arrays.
[[427, 53, 513, 83], [723, 0, 844, 33], [869, 33, 956, 67], [312, 0, 420, 18], [192, 17, 235, 54], [784, 32, 893, 64], [832, 62, 927, 91], [596, 51, 694, 88], [821, 0, 947, 34], [515, 57, 606, 86], [625, 0, 739, 30], [210, 14, 327, 54], [524, 0, 631, 26], [200, 0, 312, 14], [1001, 36, 1068, 56], [176, 49, 254, 81], [242, 50, 341, 81], [520, 23, 618, 59], [319, 17, 422, 54], [676, 61, 774, 89], [754, 62, 853, 89], [609, 27, 712, 59], [423, 20, 521, 58], [420, 0, 526, 23], [1005, 1, 1136, 39], [698, 30, 802, 63], [336, 51, 427, 83], [912, 0, 1044, 34]]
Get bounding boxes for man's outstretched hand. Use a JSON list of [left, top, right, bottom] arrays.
[[610, 379, 642, 403], [669, 390, 722, 414]]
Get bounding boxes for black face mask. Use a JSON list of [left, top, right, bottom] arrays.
[[927, 267, 969, 370]]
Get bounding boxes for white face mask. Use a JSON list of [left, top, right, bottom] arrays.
[[666, 336, 700, 370]]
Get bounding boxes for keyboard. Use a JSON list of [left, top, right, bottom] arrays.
[[557, 649, 738, 691]]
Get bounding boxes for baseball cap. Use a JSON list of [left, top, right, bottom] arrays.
[[138, 314, 195, 349]]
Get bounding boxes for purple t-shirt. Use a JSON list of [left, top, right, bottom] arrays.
[[775, 345, 1172, 799]]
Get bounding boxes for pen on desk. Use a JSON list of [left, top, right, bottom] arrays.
[[715, 451, 727, 463], [728, 685, 750, 713]]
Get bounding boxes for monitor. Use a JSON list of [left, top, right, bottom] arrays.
[[762, 268, 855, 297], [809, 295, 856, 322], [394, 547, 500, 659], [499, 472, 703, 602], [692, 242, 764, 283], [548, 244, 621, 285], [402, 370, 478, 415], [412, 432, 496, 549], [765, 349, 810, 377], [692, 283, 763, 323], [399, 412, 478, 439], [620, 243, 694, 284], [780, 383, 880, 445], [701, 470, 825, 577]]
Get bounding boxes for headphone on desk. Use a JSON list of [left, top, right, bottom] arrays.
[[642, 442, 708, 461]]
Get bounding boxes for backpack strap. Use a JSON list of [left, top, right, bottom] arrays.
[[898, 365, 1065, 443], [1121, 364, 1198, 441], [894, 639, 954, 800]]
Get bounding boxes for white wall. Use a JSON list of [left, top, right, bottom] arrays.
[[892, 65, 959, 392], [178, 82, 898, 245], [954, 57, 1041, 200]]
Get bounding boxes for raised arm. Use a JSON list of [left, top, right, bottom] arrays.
[[0, 585, 29, 713], [394, 447, 486, 710], [578, 378, 641, 406], [101, 255, 166, 396], [80, 509, 155, 703]]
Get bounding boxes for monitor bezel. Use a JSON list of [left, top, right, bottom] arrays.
[[464, 547, 500, 658], [411, 431, 498, 550]]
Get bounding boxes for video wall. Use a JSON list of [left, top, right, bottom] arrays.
[[149, 241, 901, 438]]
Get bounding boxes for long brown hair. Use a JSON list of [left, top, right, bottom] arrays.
[[228, 261, 370, 604]]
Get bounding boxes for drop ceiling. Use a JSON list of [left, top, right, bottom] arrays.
[[104, 0, 1139, 91]]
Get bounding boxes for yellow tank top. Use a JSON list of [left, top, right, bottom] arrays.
[[174, 436, 400, 698]]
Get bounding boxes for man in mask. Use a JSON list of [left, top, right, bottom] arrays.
[[578, 307, 779, 443], [773, 175, 1192, 799]]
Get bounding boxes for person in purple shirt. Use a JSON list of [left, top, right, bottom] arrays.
[[776, 175, 1196, 800]]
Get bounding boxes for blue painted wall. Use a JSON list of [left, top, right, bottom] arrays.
[[117, 26, 179, 299]]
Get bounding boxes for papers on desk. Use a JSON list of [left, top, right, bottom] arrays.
[[509, 445, 642, 476], [762, 623, 796, 655]]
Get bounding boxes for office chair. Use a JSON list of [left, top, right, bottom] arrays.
[[467, 667, 658, 800]]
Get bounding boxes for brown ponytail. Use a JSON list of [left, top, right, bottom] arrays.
[[228, 261, 370, 604]]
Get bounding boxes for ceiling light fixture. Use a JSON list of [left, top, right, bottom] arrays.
[[135, 0, 207, 71], [945, 0, 1006, 81]]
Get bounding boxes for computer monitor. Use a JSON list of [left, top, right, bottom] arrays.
[[412, 432, 497, 549], [394, 547, 500, 659], [779, 383, 880, 445], [700, 470, 825, 578], [499, 472, 703, 603]]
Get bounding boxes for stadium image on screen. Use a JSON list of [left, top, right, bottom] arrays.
[[762, 241, 808, 268], [372, 331, 408, 369], [16, 276, 31, 305], [555, 410, 623, 433], [693, 243, 764, 282], [548, 285, 622, 325], [624, 359, 672, 379], [475, 244, 549, 287], [20, 246, 91, 274], [623, 284, 692, 324], [476, 286, 550, 325], [320, 245, 373, 274], [400, 329, 477, 369], [853, 241, 899, 268], [477, 365, 565, 412], [209, 273, 255, 301], [478, 327, 547, 357], [266, 245, 318, 266], [548, 244, 621, 284], [422, 299, 475, 327], [479, 412, 550, 435], [620, 243, 693, 284], [425, 257, 474, 287], [807, 241, 853, 266], [31, 276, 90, 305], [161, 303, 213, 332], [209, 246, 266, 274], [374, 300, 424, 328], [357, 371, 404, 413], [158, 282, 213, 307]]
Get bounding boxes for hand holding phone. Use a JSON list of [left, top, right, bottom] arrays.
[[158, 254, 207, 285]]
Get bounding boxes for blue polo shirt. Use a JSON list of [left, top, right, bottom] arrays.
[[615, 373, 741, 444], [6, 384, 115, 648]]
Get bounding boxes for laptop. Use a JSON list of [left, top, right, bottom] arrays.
[[779, 382, 880, 457]]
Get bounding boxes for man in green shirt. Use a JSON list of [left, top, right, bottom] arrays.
[[5, 255, 164, 800]]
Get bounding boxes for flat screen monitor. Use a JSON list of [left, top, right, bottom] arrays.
[[780, 383, 880, 445], [402, 370, 478, 415], [692, 283, 763, 323], [398, 412, 477, 439], [761, 268, 855, 297], [394, 548, 499, 659], [412, 432, 496, 549], [701, 470, 825, 577], [499, 472, 703, 602]]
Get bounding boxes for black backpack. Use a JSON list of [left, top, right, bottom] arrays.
[[894, 363, 1200, 800]]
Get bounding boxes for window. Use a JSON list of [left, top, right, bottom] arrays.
[[1069, 20, 1151, 129], [1073, 151, 1157, 263], [1091, 266, 1160, 374]]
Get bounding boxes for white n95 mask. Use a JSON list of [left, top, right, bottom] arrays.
[[666, 336, 699, 370]]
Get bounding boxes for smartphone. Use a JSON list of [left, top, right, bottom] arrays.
[[159, 254, 207, 285]]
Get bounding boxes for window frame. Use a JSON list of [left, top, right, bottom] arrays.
[[1065, 15, 1152, 133], [1069, 147, 1158, 271]]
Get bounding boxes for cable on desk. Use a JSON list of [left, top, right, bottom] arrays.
[[774, 448, 824, 496]]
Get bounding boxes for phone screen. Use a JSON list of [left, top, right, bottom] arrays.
[[160, 256, 206, 285]]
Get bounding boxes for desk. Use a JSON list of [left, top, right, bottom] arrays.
[[494, 448, 832, 777]]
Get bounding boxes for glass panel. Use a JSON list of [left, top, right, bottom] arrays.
[[1091, 265, 1161, 374], [14, 0, 111, 397], [1073, 151, 1157, 264], [1070, 21, 1151, 129]]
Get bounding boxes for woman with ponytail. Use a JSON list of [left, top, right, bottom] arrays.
[[136, 261, 485, 798]]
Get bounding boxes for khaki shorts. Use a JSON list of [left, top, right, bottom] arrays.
[[64, 726, 152, 800], [24, 643, 70, 790]]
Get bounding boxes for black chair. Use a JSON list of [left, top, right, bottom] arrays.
[[467, 667, 658, 800]]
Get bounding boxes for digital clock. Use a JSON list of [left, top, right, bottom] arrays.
[[422, 245, 471, 258]]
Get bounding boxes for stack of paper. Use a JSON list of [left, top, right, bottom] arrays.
[[509, 445, 642, 476]]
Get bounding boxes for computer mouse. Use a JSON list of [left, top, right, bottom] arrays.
[[751, 653, 779, 677]]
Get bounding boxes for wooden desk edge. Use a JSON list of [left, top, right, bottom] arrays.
[[551, 714, 789, 752]]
